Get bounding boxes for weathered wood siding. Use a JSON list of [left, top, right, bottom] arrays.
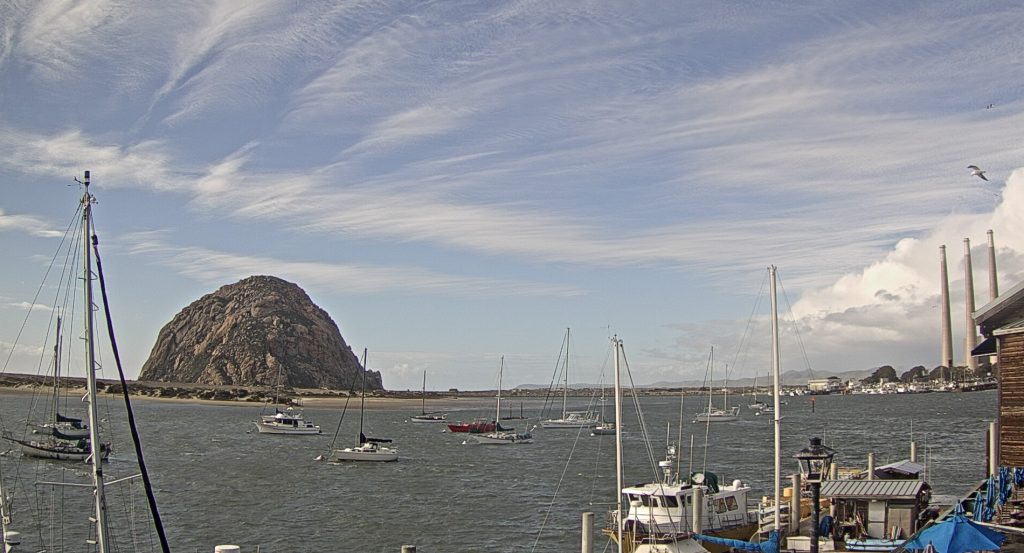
[[1000, 332, 1024, 466]]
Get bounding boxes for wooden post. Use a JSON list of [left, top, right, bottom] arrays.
[[989, 421, 998, 475], [910, 441, 917, 463], [867, 453, 874, 480], [692, 486, 703, 534], [581, 512, 593, 553], [790, 473, 801, 534], [401, 546, 416, 553]]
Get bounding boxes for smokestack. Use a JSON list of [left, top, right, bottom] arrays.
[[940, 245, 953, 372], [964, 239, 977, 371], [988, 230, 998, 301]]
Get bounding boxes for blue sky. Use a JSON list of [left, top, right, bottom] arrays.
[[2, 1, 1023, 391]]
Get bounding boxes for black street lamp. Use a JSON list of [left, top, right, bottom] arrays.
[[794, 437, 836, 553]]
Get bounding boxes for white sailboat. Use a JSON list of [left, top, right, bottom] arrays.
[[472, 356, 533, 445], [693, 351, 739, 423], [410, 370, 447, 423], [541, 328, 600, 429], [331, 348, 399, 461]]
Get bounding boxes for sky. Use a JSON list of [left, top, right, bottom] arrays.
[[2, 1, 1023, 391]]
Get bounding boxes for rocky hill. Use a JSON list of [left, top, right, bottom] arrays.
[[138, 276, 381, 390]]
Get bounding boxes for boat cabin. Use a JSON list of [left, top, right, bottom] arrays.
[[821, 479, 931, 541], [621, 477, 754, 534]]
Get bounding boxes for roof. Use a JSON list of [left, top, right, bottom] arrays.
[[974, 279, 1024, 336], [820, 479, 927, 499], [994, 319, 1024, 336], [874, 460, 924, 477]]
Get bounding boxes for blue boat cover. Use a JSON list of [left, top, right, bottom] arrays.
[[693, 530, 779, 553]]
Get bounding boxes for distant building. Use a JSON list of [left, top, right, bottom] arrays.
[[807, 376, 843, 394], [973, 279, 1024, 466]]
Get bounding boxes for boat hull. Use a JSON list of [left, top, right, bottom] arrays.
[[12, 438, 111, 462], [471, 432, 533, 445], [331, 446, 399, 462], [254, 421, 322, 435], [410, 415, 447, 423]]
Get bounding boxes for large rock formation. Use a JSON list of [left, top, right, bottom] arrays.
[[139, 276, 382, 390]]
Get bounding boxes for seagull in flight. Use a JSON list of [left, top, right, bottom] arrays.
[[968, 165, 989, 181]]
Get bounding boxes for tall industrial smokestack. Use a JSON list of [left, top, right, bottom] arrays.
[[988, 229, 998, 301], [940, 245, 953, 373], [964, 238, 977, 371]]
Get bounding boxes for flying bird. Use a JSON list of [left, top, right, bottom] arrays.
[[968, 165, 988, 181]]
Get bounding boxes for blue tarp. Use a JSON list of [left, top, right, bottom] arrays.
[[904, 504, 1005, 553], [693, 530, 779, 553]]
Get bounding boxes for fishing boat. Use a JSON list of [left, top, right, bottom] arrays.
[[604, 337, 729, 553], [410, 370, 447, 423], [693, 353, 739, 423], [253, 355, 321, 435], [472, 356, 532, 445], [0, 172, 173, 553], [541, 328, 599, 429], [330, 348, 398, 462]]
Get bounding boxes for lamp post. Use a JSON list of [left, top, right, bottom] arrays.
[[794, 437, 836, 553]]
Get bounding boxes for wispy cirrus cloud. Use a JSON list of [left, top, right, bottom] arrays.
[[121, 231, 585, 298], [0, 209, 62, 238]]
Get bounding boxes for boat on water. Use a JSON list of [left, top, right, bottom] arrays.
[[330, 348, 398, 462], [591, 421, 617, 435], [410, 370, 447, 423], [471, 356, 532, 445], [604, 336, 729, 553], [446, 419, 509, 433], [541, 328, 600, 429], [254, 408, 322, 435], [693, 351, 739, 423]]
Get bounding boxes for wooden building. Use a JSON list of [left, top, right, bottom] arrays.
[[973, 279, 1024, 466]]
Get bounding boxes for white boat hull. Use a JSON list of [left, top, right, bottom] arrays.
[[12, 438, 111, 461], [409, 415, 447, 423], [471, 431, 533, 445], [254, 421, 322, 435], [331, 444, 399, 462]]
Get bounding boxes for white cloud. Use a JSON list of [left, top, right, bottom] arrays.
[[0, 209, 62, 238]]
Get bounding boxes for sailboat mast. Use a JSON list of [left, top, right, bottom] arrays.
[[612, 336, 624, 553], [82, 172, 110, 553], [495, 356, 503, 423], [769, 265, 782, 531], [51, 314, 62, 424], [357, 347, 367, 446], [421, 371, 427, 415], [562, 327, 570, 418]]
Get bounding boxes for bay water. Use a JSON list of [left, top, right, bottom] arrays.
[[0, 390, 996, 553]]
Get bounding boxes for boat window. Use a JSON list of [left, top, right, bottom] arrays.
[[640, 495, 653, 507], [715, 499, 728, 513], [685, 495, 692, 505], [663, 496, 679, 508], [725, 497, 738, 511]]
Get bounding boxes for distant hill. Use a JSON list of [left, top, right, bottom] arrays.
[[139, 275, 380, 390]]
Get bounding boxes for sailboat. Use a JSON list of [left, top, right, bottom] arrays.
[[541, 328, 600, 429], [331, 348, 399, 461], [0, 171, 173, 553], [693, 352, 739, 423], [472, 356, 533, 445], [30, 315, 90, 440], [410, 370, 447, 423]]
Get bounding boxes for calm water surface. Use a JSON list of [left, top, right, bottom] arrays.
[[0, 390, 996, 553]]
